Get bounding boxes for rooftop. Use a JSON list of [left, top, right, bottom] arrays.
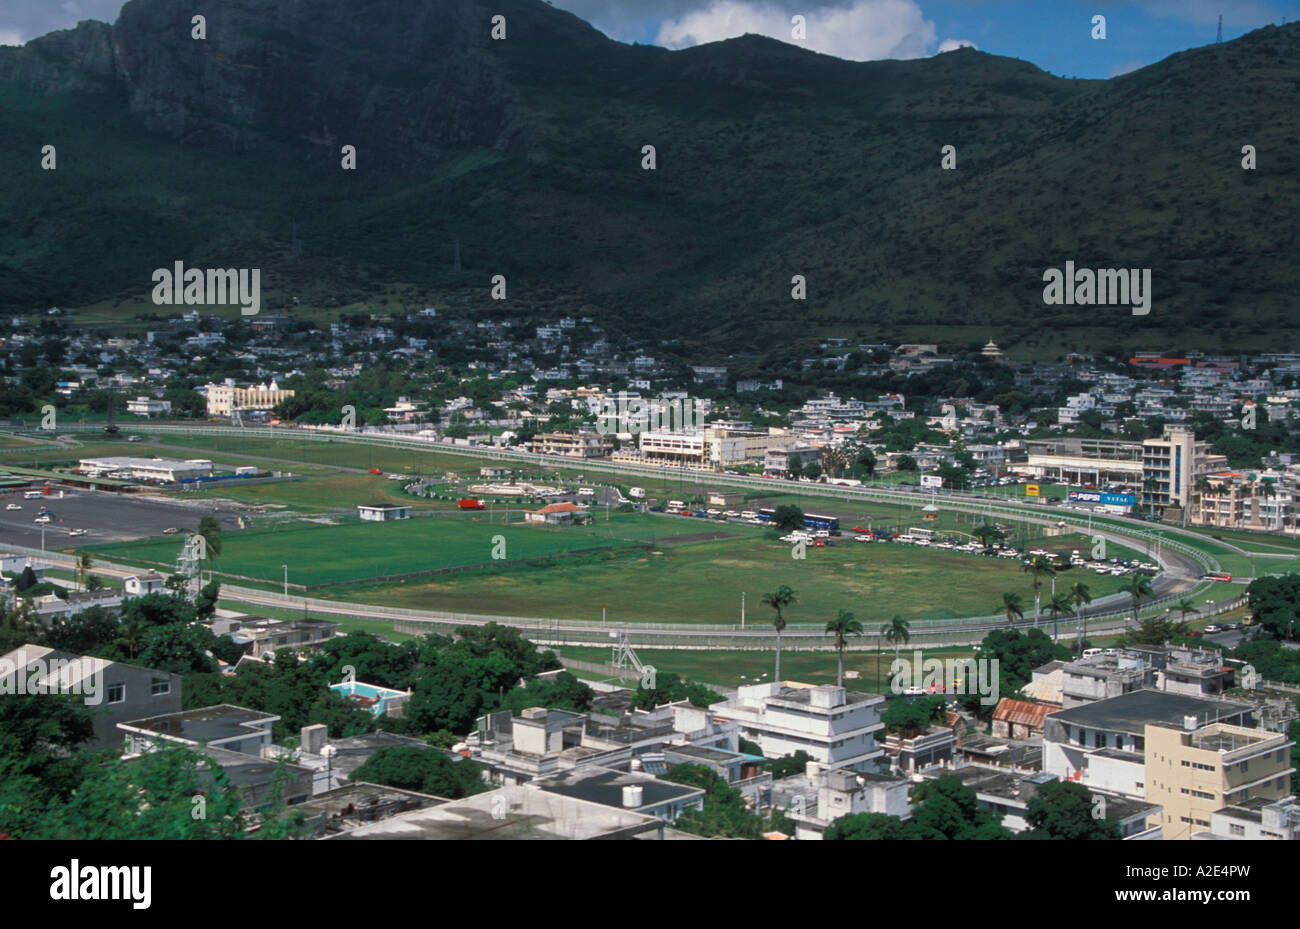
[[1046, 690, 1253, 735], [120, 704, 279, 745], [530, 766, 704, 811]]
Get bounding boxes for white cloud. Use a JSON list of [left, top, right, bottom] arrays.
[[0, 29, 25, 46], [936, 38, 977, 53], [654, 0, 941, 61]]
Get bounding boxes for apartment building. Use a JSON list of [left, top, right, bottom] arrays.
[[532, 430, 613, 458], [1204, 796, 1300, 840], [713, 683, 885, 773], [1142, 426, 1226, 511], [639, 430, 706, 467], [204, 380, 295, 416], [1146, 722, 1294, 840]]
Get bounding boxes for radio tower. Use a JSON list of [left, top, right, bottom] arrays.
[[1217, 14, 1223, 43]]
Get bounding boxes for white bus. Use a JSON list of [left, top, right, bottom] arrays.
[[629, 487, 646, 499], [667, 500, 685, 510], [906, 527, 935, 542]]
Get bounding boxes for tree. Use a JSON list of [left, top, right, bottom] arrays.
[[136, 623, 220, 675], [880, 615, 911, 665], [1122, 574, 1155, 626], [195, 579, 221, 620], [825, 608, 863, 687], [115, 617, 149, 660], [771, 505, 805, 531], [1047, 592, 1072, 644], [1022, 555, 1056, 627], [766, 750, 814, 779], [999, 591, 1025, 626], [824, 811, 912, 840], [350, 746, 488, 799], [1069, 581, 1093, 655], [972, 524, 1006, 551], [77, 551, 94, 590], [762, 585, 797, 683], [1023, 781, 1120, 840], [196, 514, 223, 580]]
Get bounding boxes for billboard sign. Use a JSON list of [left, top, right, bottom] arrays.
[[1025, 484, 1039, 497], [920, 474, 943, 489], [1068, 490, 1136, 507]]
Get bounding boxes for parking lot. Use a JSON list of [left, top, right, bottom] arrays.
[[0, 489, 242, 550]]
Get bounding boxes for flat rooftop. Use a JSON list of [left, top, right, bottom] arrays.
[[1046, 690, 1253, 735], [327, 786, 663, 840], [531, 766, 704, 810], [121, 704, 278, 744]]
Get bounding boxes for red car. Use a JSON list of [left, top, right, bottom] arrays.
[[851, 525, 869, 533], [367, 468, 382, 474]]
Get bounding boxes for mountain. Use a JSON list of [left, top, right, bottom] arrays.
[[1, 0, 1297, 357]]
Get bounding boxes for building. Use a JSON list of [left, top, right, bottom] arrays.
[[764, 444, 824, 478], [330, 680, 412, 717], [713, 683, 885, 773], [210, 616, 340, 659], [787, 767, 912, 840], [523, 501, 589, 525], [326, 783, 668, 840], [1202, 796, 1300, 840], [1024, 437, 1144, 487], [76, 456, 213, 483], [0, 644, 182, 748], [639, 430, 707, 468], [883, 724, 956, 774], [204, 380, 295, 417], [532, 430, 613, 458], [123, 572, 166, 596], [528, 766, 705, 823], [1146, 721, 1294, 840], [991, 698, 1057, 740], [357, 504, 411, 521], [125, 397, 172, 417], [1143, 426, 1226, 512], [119, 704, 280, 757]]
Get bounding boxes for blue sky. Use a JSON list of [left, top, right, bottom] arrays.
[[1, 0, 1296, 78]]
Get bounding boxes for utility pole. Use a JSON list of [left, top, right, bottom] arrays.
[[1217, 14, 1223, 43], [741, 591, 746, 629]]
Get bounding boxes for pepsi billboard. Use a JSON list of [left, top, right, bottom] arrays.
[[1068, 490, 1135, 507]]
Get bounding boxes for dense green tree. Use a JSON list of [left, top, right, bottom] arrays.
[[350, 746, 489, 799], [1023, 781, 1120, 840]]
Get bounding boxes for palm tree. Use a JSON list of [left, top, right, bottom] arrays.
[[879, 615, 911, 666], [196, 514, 223, 582], [115, 617, 149, 660], [1000, 591, 1025, 626], [1022, 555, 1056, 627], [77, 551, 94, 590], [825, 608, 863, 687], [1069, 581, 1093, 655], [1122, 574, 1155, 626], [762, 585, 797, 683], [1047, 592, 1072, 643]]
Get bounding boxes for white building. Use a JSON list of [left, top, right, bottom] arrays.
[[714, 683, 885, 773], [76, 456, 213, 483]]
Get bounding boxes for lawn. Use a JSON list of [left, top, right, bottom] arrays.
[[328, 530, 1142, 624], [88, 511, 754, 587]]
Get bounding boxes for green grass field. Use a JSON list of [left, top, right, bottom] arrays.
[[89, 511, 758, 587], [325, 529, 1143, 624]]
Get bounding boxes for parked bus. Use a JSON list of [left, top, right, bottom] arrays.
[[757, 508, 840, 531], [906, 527, 935, 542]]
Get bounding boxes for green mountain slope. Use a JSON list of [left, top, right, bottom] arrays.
[[0, 0, 1296, 353]]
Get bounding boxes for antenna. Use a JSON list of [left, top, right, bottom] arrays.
[[1217, 14, 1223, 43]]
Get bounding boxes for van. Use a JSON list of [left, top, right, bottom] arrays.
[[24, 491, 42, 499], [629, 487, 645, 499], [1082, 648, 1103, 659], [667, 500, 685, 510]]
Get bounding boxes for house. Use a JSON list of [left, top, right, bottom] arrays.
[[786, 767, 913, 840], [992, 698, 1056, 740], [0, 644, 182, 748], [210, 616, 340, 659], [523, 501, 589, 525], [330, 680, 412, 717], [119, 704, 280, 756], [123, 572, 166, 596], [357, 504, 411, 521]]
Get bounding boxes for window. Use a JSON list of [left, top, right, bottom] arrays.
[[150, 678, 170, 696], [107, 684, 125, 704], [1229, 824, 1245, 836]]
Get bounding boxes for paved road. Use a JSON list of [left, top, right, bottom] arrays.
[[0, 488, 242, 549]]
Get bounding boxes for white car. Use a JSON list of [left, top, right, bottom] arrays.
[[4, 504, 20, 511], [34, 515, 51, 524], [69, 528, 87, 537]]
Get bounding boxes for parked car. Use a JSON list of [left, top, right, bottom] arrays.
[[1204, 624, 1222, 634], [4, 504, 20, 511], [68, 528, 87, 537]]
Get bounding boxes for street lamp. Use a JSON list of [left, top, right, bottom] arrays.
[[282, 564, 288, 597]]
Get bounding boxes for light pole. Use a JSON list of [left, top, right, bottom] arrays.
[[282, 564, 288, 597]]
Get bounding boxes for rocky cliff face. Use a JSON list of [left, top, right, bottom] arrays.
[[0, 0, 619, 170]]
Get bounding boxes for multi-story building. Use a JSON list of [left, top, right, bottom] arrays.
[[204, 379, 295, 417], [1202, 796, 1300, 840], [126, 396, 172, 417], [712, 683, 885, 773], [532, 430, 613, 458], [639, 430, 706, 467], [1142, 426, 1226, 512], [1146, 722, 1294, 840]]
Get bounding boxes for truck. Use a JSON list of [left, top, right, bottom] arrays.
[[628, 487, 646, 499], [457, 499, 486, 510]]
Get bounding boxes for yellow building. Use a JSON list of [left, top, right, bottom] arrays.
[[1144, 722, 1294, 840], [205, 380, 294, 417]]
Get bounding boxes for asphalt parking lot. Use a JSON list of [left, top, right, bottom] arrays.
[[0, 489, 243, 549]]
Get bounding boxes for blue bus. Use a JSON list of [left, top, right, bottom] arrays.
[[758, 508, 839, 531]]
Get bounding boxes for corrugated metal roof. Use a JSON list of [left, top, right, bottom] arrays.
[[993, 698, 1055, 730]]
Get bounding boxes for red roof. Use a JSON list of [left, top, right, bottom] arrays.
[[992, 698, 1055, 730], [529, 502, 587, 515]]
